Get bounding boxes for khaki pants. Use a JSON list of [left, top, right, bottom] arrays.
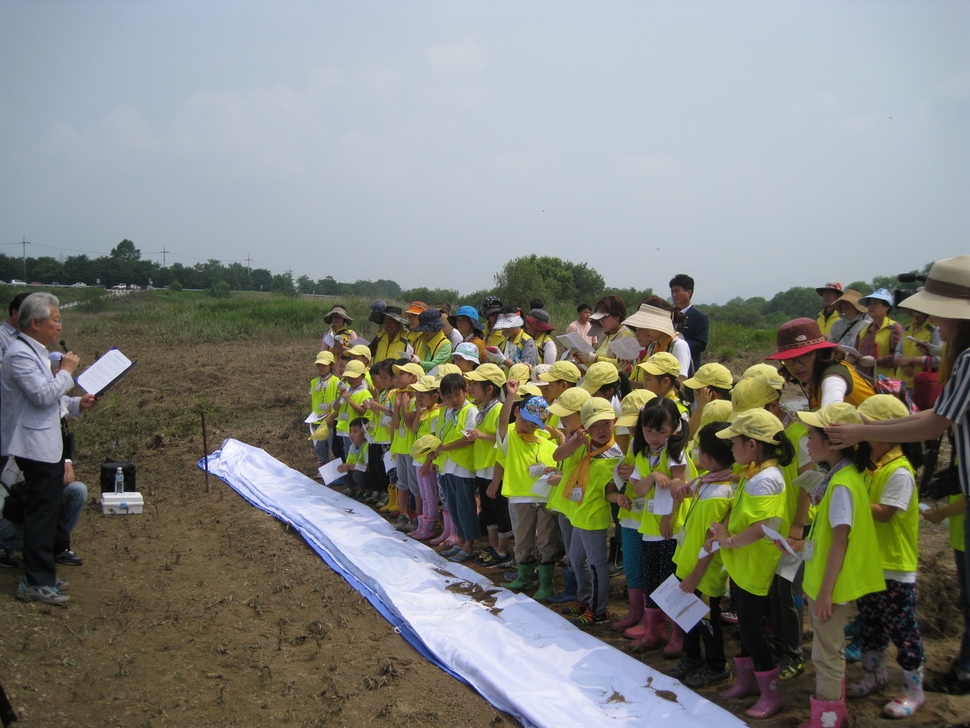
[[510, 502, 560, 564], [808, 598, 850, 701]]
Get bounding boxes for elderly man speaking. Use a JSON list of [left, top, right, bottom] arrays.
[[1, 292, 97, 604]]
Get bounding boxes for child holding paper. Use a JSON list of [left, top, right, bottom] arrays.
[[668, 422, 735, 688], [308, 351, 339, 466]]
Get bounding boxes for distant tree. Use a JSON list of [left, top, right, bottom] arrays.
[[296, 275, 315, 294], [110, 239, 141, 262], [207, 280, 231, 299], [400, 287, 460, 304], [494, 255, 606, 307]]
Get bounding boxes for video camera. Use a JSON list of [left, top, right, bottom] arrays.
[[893, 272, 927, 308]]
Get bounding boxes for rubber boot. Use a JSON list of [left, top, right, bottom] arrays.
[[630, 608, 668, 650], [532, 563, 555, 601], [797, 694, 846, 728], [663, 621, 685, 659], [546, 567, 578, 604], [846, 651, 888, 697], [409, 515, 434, 541], [379, 486, 398, 514], [746, 666, 784, 720], [623, 594, 651, 639], [720, 656, 759, 699], [430, 511, 452, 546], [611, 588, 645, 632], [501, 562, 536, 591], [883, 666, 924, 719]]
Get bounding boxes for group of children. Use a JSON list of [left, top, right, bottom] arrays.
[[304, 297, 959, 728]]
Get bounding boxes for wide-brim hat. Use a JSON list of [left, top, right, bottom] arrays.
[[493, 313, 525, 330], [412, 308, 444, 333], [525, 309, 555, 332], [859, 288, 895, 308], [815, 281, 843, 296], [451, 342, 481, 363], [448, 305, 484, 333], [404, 301, 428, 316], [382, 305, 409, 326], [833, 289, 866, 314], [765, 318, 837, 361], [324, 306, 353, 324], [622, 304, 675, 339], [896, 256, 970, 320]]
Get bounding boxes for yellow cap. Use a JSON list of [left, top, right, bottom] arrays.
[[538, 360, 581, 383], [410, 375, 439, 392], [580, 397, 617, 429], [730, 377, 779, 415], [716, 408, 785, 444], [410, 434, 441, 460], [309, 421, 330, 441], [547, 388, 592, 418], [515, 383, 544, 401], [741, 363, 785, 391], [464, 363, 507, 388], [508, 362, 532, 383], [433, 363, 463, 380], [341, 344, 371, 360], [579, 361, 619, 394], [857, 394, 909, 422], [341, 360, 368, 379], [637, 351, 681, 378], [392, 362, 424, 379], [798, 401, 863, 429], [683, 363, 733, 390], [315, 351, 335, 366], [699, 400, 734, 431], [616, 389, 658, 427]]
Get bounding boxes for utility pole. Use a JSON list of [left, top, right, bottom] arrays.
[[20, 236, 30, 279], [149, 245, 169, 267], [245, 255, 253, 274]]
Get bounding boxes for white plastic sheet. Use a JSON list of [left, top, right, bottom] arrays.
[[203, 439, 748, 728]]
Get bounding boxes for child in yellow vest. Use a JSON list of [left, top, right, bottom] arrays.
[[409, 375, 442, 536], [549, 398, 626, 626], [309, 351, 339, 466], [362, 359, 395, 505], [627, 397, 694, 655], [667, 422, 736, 689], [708, 408, 794, 720], [334, 418, 370, 499], [432, 373, 479, 562], [845, 395, 926, 719], [333, 360, 373, 460], [787, 403, 886, 728], [386, 361, 422, 520], [493, 380, 559, 598]]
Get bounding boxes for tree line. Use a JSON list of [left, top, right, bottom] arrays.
[[0, 242, 932, 329]]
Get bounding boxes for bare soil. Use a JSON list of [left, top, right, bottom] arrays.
[[0, 336, 966, 727]]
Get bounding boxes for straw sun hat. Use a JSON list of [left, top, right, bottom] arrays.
[[901, 255, 970, 320]]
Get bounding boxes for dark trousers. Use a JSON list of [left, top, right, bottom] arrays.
[[16, 456, 65, 588], [684, 592, 726, 670], [735, 584, 776, 672]]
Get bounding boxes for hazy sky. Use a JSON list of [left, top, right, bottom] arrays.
[[1, 0, 967, 304]]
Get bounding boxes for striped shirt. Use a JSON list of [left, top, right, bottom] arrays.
[[934, 348, 970, 497]]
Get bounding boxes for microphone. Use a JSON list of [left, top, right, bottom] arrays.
[[897, 273, 926, 283], [60, 339, 68, 352]]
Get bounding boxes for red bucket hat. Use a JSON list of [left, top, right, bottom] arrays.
[[765, 318, 838, 360]]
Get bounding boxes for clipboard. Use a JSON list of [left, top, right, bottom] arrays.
[[76, 348, 137, 396]]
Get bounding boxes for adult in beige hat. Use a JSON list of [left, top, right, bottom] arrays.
[[829, 289, 870, 348], [824, 256, 970, 698], [321, 304, 357, 353], [622, 304, 691, 388], [814, 281, 844, 338]]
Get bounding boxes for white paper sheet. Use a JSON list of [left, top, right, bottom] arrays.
[[651, 486, 674, 516], [650, 574, 710, 632], [793, 470, 825, 492], [609, 336, 643, 362], [383, 450, 395, 472], [698, 540, 720, 559], [775, 552, 802, 582], [304, 412, 326, 424], [318, 459, 343, 485], [75, 348, 135, 395], [762, 524, 799, 559], [556, 333, 593, 354]]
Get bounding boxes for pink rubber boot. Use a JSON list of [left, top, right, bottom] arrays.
[[611, 588, 645, 632], [720, 656, 759, 699], [746, 666, 784, 720], [430, 512, 452, 546]]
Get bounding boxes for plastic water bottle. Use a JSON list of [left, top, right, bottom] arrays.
[[114, 466, 124, 494]]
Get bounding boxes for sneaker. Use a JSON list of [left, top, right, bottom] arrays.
[[779, 659, 805, 681], [843, 637, 862, 663], [402, 519, 418, 533], [473, 547, 498, 566], [0, 547, 19, 568], [668, 655, 705, 680], [925, 668, 970, 696], [684, 663, 732, 689], [55, 577, 70, 591], [55, 550, 84, 566], [721, 611, 739, 625], [569, 607, 609, 627], [560, 601, 587, 616], [394, 515, 410, 531], [16, 578, 69, 605], [491, 552, 515, 569], [365, 491, 380, 504]]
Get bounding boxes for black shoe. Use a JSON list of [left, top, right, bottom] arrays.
[[925, 668, 970, 696], [55, 550, 84, 566], [684, 663, 732, 689], [668, 655, 704, 680], [0, 547, 19, 568]]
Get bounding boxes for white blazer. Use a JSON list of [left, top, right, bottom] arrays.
[[0, 335, 80, 463]]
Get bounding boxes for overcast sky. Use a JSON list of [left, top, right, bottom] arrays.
[[1, 0, 967, 304]]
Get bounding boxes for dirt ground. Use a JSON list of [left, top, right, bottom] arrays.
[[0, 335, 967, 727]]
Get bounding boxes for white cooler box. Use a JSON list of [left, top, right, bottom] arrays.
[[101, 491, 144, 515]]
